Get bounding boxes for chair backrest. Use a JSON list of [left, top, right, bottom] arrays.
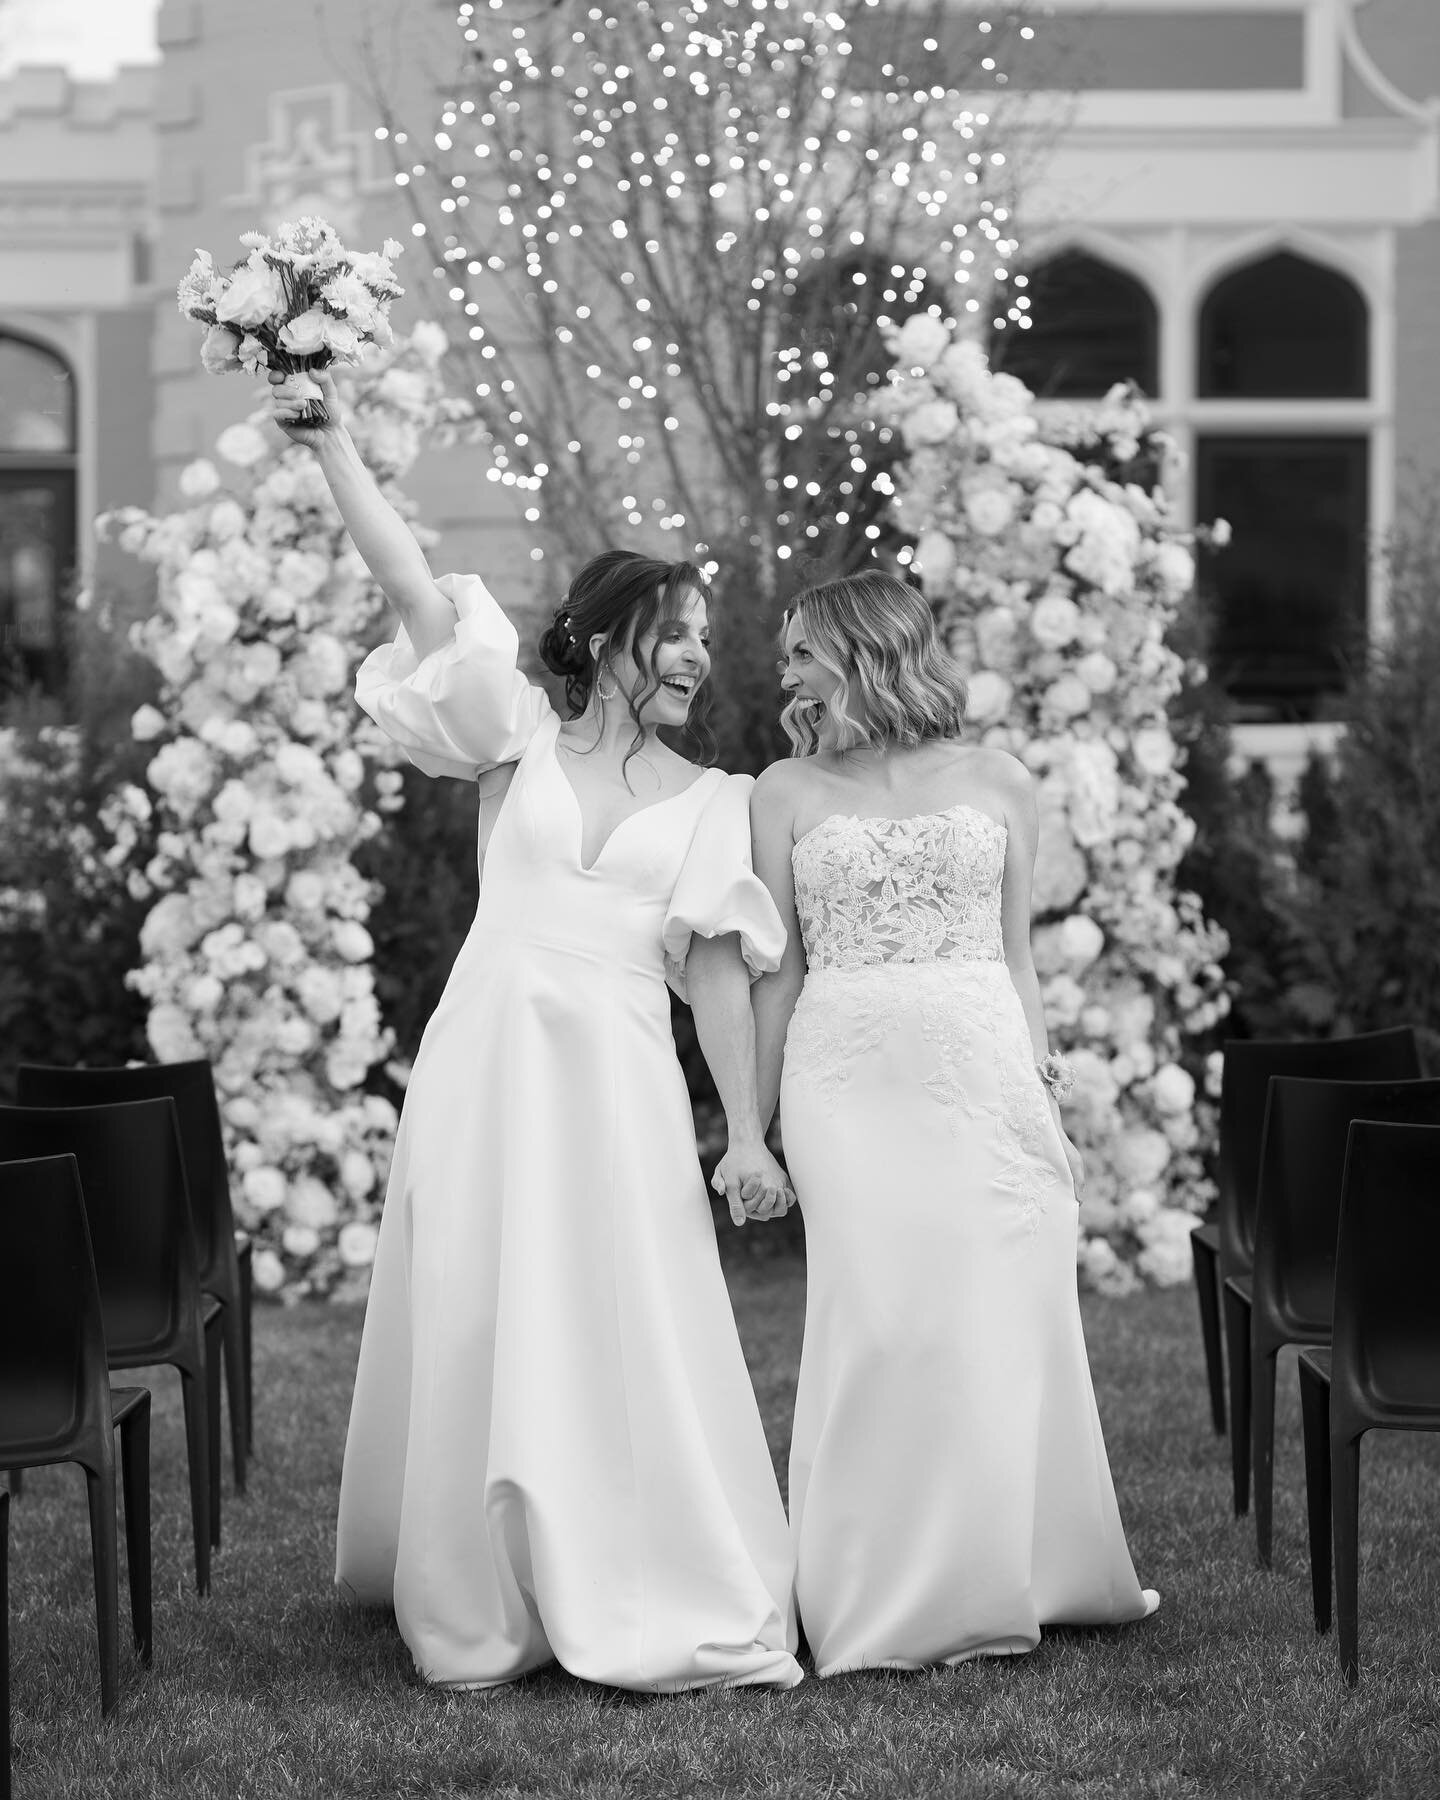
[[0, 1098, 198, 1362], [15, 1060, 232, 1278], [1217, 1027, 1423, 1276], [1251, 1076, 1440, 1341], [0, 1155, 112, 1466], [1333, 1120, 1440, 1420]]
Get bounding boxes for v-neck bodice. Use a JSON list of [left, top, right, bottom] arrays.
[[353, 576, 782, 998], [551, 725, 716, 875]]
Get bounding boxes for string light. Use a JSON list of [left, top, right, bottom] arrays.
[[384, 0, 1032, 574]]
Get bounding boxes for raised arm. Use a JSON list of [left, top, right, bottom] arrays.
[[749, 764, 809, 1132], [269, 368, 456, 659], [994, 751, 1086, 1196]]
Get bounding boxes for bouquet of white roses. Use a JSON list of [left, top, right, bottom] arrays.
[[177, 216, 404, 425]]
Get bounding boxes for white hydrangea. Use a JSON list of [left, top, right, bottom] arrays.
[[97, 325, 456, 1300], [871, 314, 1230, 1292]]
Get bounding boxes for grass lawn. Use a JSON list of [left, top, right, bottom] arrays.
[[6, 1256, 1440, 1799]]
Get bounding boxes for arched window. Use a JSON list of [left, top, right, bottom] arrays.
[[990, 250, 1159, 398], [1198, 251, 1367, 398], [0, 333, 78, 695]]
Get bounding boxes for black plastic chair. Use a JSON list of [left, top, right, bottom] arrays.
[[1298, 1119, 1440, 1684], [1231, 1075, 1440, 1567], [17, 1061, 252, 1487], [0, 1101, 221, 1594], [2, 1487, 9, 1800], [1209, 1027, 1423, 1502], [0, 1155, 152, 1718]]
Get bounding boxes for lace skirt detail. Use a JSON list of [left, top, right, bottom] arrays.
[[782, 958, 1067, 1236]]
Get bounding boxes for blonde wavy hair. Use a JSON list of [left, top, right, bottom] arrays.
[[779, 570, 968, 757]]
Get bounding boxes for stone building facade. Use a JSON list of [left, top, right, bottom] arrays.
[[2, 0, 1438, 771]]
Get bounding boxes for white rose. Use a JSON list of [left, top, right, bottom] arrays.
[[198, 326, 242, 376], [285, 869, 327, 913], [286, 1176, 338, 1232], [1029, 594, 1082, 651], [1057, 913, 1105, 971], [207, 498, 247, 542], [1132, 727, 1175, 777], [913, 529, 955, 587], [903, 399, 960, 447], [276, 549, 329, 600], [1043, 674, 1092, 720], [215, 422, 270, 468], [1151, 1062, 1196, 1116], [243, 1166, 288, 1215], [340, 1149, 377, 1200], [974, 608, 1019, 672], [1152, 540, 1195, 595], [964, 485, 1015, 538], [332, 920, 375, 963], [282, 1224, 321, 1260], [1136, 1208, 1200, 1286], [248, 812, 292, 860], [297, 966, 345, 1024], [409, 320, 448, 363], [963, 669, 1012, 727], [892, 312, 951, 369], [148, 1001, 203, 1062], [1076, 651, 1118, 695], [277, 307, 330, 357], [131, 704, 167, 742], [183, 973, 224, 1013], [275, 1016, 317, 1057], [178, 459, 221, 499], [1031, 811, 1088, 914], [215, 256, 285, 329], [326, 1046, 370, 1091], [330, 748, 365, 792], [338, 1219, 380, 1268], [1112, 1127, 1171, 1186], [231, 872, 268, 921], [251, 1248, 287, 1294]]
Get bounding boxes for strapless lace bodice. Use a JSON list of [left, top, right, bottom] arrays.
[[791, 805, 1007, 972]]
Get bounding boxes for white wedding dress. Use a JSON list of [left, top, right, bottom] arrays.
[[780, 804, 1154, 1675], [335, 573, 802, 1692]]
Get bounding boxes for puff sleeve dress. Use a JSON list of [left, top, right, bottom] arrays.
[[336, 575, 802, 1692]]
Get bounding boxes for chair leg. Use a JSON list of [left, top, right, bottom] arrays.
[[1192, 1233, 1225, 1435], [119, 1403, 152, 1667], [84, 1465, 121, 1719], [1298, 1363, 1332, 1634], [178, 1368, 212, 1596], [5, 1471, 18, 1501], [1333, 1429, 1363, 1687], [219, 1290, 248, 1495], [205, 1312, 223, 1552], [1252, 1344, 1280, 1568], [237, 1236, 254, 1456], [1223, 1283, 1253, 1517]]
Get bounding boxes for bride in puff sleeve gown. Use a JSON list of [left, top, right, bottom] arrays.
[[780, 806, 1155, 1675], [335, 572, 802, 1693]]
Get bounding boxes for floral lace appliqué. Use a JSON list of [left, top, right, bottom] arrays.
[[785, 808, 1062, 1234], [791, 805, 1006, 972]]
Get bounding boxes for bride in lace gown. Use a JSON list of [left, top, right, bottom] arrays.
[[750, 571, 1158, 1675], [270, 371, 801, 1693]]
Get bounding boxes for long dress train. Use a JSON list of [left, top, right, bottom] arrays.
[[335, 574, 802, 1691], [781, 803, 1153, 1674]]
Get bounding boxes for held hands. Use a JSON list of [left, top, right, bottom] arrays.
[[710, 1138, 795, 1228], [267, 366, 344, 449]]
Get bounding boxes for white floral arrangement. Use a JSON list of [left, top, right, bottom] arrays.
[[874, 316, 1232, 1295], [99, 321, 464, 1301], [177, 217, 404, 426]]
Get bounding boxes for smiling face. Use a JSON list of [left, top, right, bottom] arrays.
[[778, 609, 845, 751], [602, 585, 712, 725]]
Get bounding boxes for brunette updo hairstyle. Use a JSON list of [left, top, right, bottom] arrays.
[[538, 548, 716, 766]]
